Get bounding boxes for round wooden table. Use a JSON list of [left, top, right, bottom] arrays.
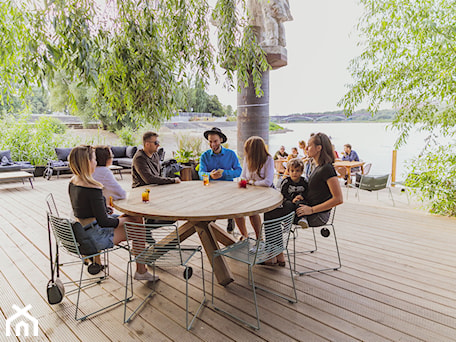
[[113, 180, 283, 285]]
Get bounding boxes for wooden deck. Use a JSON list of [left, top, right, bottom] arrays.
[[0, 173, 455, 341]]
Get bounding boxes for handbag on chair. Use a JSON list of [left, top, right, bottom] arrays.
[[47, 214, 65, 304]]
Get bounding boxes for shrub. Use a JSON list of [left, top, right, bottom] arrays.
[[116, 126, 138, 146], [406, 143, 456, 216], [0, 115, 76, 165]]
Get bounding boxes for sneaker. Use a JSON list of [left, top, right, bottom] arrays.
[[249, 241, 265, 254], [227, 218, 234, 233], [134, 271, 160, 282], [298, 217, 309, 229], [87, 263, 106, 275]]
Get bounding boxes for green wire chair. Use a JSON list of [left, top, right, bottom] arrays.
[[47, 212, 131, 321], [123, 222, 206, 330], [211, 211, 297, 330], [290, 207, 342, 275], [347, 174, 395, 206]]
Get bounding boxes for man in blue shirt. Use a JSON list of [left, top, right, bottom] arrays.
[[199, 127, 242, 232], [339, 143, 360, 183]]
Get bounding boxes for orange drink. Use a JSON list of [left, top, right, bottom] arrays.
[[142, 189, 150, 203], [203, 174, 209, 186]]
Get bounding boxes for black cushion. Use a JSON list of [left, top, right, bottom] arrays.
[[114, 158, 132, 168], [55, 148, 73, 162], [125, 146, 137, 159], [111, 146, 127, 158], [0, 165, 21, 172], [0, 150, 12, 164]]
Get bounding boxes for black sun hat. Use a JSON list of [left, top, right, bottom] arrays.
[[203, 127, 227, 143]]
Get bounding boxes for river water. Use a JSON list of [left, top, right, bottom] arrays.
[[269, 122, 435, 180]]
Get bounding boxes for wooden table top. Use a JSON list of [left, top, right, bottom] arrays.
[[334, 160, 365, 168], [0, 171, 33, 179], [113, 180, 283, 221]]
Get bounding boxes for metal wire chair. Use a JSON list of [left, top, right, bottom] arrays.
[[47, 212, 131, 320], [348, 174, 395, 206], [123, 222, 206, 330], [290, 207, 341, 275], [211, 211, 297, 330]]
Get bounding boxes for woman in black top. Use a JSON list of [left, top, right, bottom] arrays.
[[262, 133, 343, 267], [68, 145, 159, 282], [295, 132, 343, 226]]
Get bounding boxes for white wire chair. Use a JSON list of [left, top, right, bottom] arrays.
[[47, 211, 131, 321], [290, 207, 341, 275], [211, 211, 297, 330], [123, 222, 206, 330]]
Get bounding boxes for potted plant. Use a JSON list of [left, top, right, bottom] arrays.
[[174, 133, 204, 180]]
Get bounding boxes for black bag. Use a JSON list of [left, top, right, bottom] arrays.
[[47, 278, 65, 305], [47, 214, 65, 304], [161, 159, 182, 178]]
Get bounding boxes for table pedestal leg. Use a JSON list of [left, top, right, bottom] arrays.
[[209, 222, 236, 246], [194, 221, 234, 286], [176, 221, 197, 243]]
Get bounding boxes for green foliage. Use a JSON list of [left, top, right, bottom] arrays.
[[175, 79, 231, 117], [0, 1, 45, 99], [174, 133, 205, 163], [340, 0, 456, 216], [0, 115, 75, 165], [340, 0, 456, 141], [2, 0, 269, 128], [116, 127, 138, 146], [0, 87, 51, 115], [269, 122, 284, 131], [406, 143, 456, 216]]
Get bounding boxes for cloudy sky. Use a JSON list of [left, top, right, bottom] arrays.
[[208, 0, 365, 115]]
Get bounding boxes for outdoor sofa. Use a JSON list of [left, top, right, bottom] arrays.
[[44, 146, 138, 180], [0, 150, 34, 173]]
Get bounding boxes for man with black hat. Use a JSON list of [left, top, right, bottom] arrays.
[[199, 127, 242, 233]]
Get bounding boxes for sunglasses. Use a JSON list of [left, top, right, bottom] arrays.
[[147, 140, 160, 146]]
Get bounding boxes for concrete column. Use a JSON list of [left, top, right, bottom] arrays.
[[236, 70, 270, 160]]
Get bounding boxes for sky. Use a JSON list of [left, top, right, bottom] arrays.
[[207, 0, 365, 115]]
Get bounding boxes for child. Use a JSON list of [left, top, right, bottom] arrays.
[[279, 158, 309, 228]]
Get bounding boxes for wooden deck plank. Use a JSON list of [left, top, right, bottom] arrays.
[[1, 175, 455, 341]]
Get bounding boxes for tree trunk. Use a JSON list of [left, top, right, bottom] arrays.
[[237, 70, 270, 160]]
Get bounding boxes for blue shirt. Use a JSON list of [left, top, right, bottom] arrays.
[[342, 150, 360, 171], [342, 150, 360, 162], [198, 147, 242, 181]]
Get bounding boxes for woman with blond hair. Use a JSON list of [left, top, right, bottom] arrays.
[[234, 136, 275, 239], [68, 145, 158, 282]]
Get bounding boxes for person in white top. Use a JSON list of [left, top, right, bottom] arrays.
[[234, 136, 275, 239], [93, 146, 127, 203]]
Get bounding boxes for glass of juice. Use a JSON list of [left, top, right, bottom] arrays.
[[142, 189, 150, 203], [203, 174, 209, 186]]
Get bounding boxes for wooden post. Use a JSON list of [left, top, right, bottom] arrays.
[[391, 150, 397, 185]]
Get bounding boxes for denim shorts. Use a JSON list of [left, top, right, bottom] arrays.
[[83, 214, 119, 251]]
